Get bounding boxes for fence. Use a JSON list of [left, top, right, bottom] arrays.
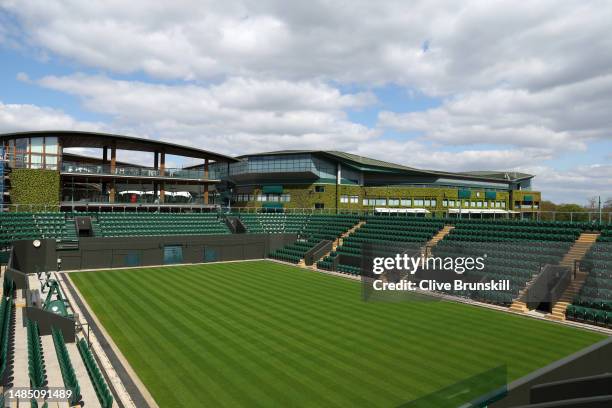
[[0, 203, 610, 223]]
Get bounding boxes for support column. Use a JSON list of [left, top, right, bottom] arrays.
[[153, 151, 159, 201], [203, 159, 209, 205], [102, 146, 108, 199], [109, 142, 117, 203], [160, 152, 165, 203]]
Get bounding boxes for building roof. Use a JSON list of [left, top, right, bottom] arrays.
[[238, 150, 534, 182], [0, 130, 238, 163]]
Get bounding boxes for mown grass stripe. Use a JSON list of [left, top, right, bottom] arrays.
[[71, 261, 606, 408]]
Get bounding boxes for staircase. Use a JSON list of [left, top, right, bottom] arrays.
[[549, 271, 588, 320], [427, 225, 454, 246], [312, 220, 365, 269], [334, 220, 365, 251], [558, 232, 600, 268], [548, 232, 599, 320], [421, 225, 454, 256]]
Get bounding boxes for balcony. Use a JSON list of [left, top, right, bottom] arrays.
[[61, 162, 222, 181]]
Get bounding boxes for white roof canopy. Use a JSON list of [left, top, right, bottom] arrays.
[[448, 209, 511, 214], [374, 207, 430, 214]]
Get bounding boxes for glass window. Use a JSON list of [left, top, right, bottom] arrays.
[[31, 137, 44, 153], [502, 202, 506, 208], [431, 199, 437, 207], [15, 138, 28, 153], [414, 199, 424, 206], [401, 199, 411, 207], [388, 198, 399, 206], [45, 137, 59, 154], [443, 199, 448, 207], [340, 195, 349, 203], [463, 201, 469, 208], [483, 201, 489, 207], [350, 195, 359, 204], [477, 201, 483, 207], [31, 154, 43, 168], [470, 201, 477, 207], [314, 203, 324, 209], [315, 185, 325, 192], [424, 199, 431, 207], [375, 198, 386, 206]]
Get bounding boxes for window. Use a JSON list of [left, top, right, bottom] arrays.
[[431, 199, 437, 207], [502, 202, 506, 208], [375, 198, 386, 206], [388, 198, 399, 206], [315, 185, 325, 192], [448, 200, 455, 207], [414, 199, 424, 206], [401, 199, 411, 207], [443, 199, 448, 207], [340, 195, 349, 203], [280, 194, 291, 202], [31, 154, 43, 168], [45, 137, 58, 154], [31, 138, 44, 153], [470, 201, 477, 208], [483, 201, 489, 207], [350, 195, 359, 204], [314, 203, 324, 209], [363, 198, 371, 206], [463, 201, 470, 208], [477, 201, 483, 207]]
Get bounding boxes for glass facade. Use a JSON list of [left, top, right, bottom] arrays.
[[3, 136, 60, 170], [61, 177, 209, 204], [227, 154, 338, 182]]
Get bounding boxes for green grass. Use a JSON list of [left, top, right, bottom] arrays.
[[71, 261, 606, 407]]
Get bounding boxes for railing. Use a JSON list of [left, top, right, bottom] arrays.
[[223, 207, 612, 223], [61, 162, 223, 180], [0, 203, 610, 223]]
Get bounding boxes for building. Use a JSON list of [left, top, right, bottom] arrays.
[[0, 130, 237, 211], [0, 131, 541, 215], [218, 150, 541, 215]]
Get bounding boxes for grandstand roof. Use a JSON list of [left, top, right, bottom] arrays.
[[0, 130, 238, 163], [238, 150, 534, 182]]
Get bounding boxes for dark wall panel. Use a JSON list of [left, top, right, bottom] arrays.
[[54, 233, 296, 271]]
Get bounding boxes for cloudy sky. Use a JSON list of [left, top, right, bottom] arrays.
[[0, 1, 611, 204]]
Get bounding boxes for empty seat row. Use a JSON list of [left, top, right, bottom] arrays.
[[77, 338, 113, 408]]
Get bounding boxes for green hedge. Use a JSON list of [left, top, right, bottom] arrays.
[[9, 169, 60, 211]]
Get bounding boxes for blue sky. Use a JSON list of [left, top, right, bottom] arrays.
[[0, 1, 610, 204]]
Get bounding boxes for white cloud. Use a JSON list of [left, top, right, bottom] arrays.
[[31, 73, 379, 155], [0, 101, 103, 133], [2, 1, 610, 93], [379, 74, 612, 152], [524, 164, 612, 204]]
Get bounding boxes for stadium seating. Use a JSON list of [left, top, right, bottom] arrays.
[[433, 221, 576, 305], [0, 289, 13, 381], [27, 320, 46, 389], [566, 228, 612, 328], [91, 213, 230, 237], [318, 216, 443, 275], [52, 327, 81, 405], [0, 212, 78, 249], [77, 338, 113, 408], [265, 214, 360, 264]]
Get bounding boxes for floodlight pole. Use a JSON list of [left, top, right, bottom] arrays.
[[598, 196, 602, 225]]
